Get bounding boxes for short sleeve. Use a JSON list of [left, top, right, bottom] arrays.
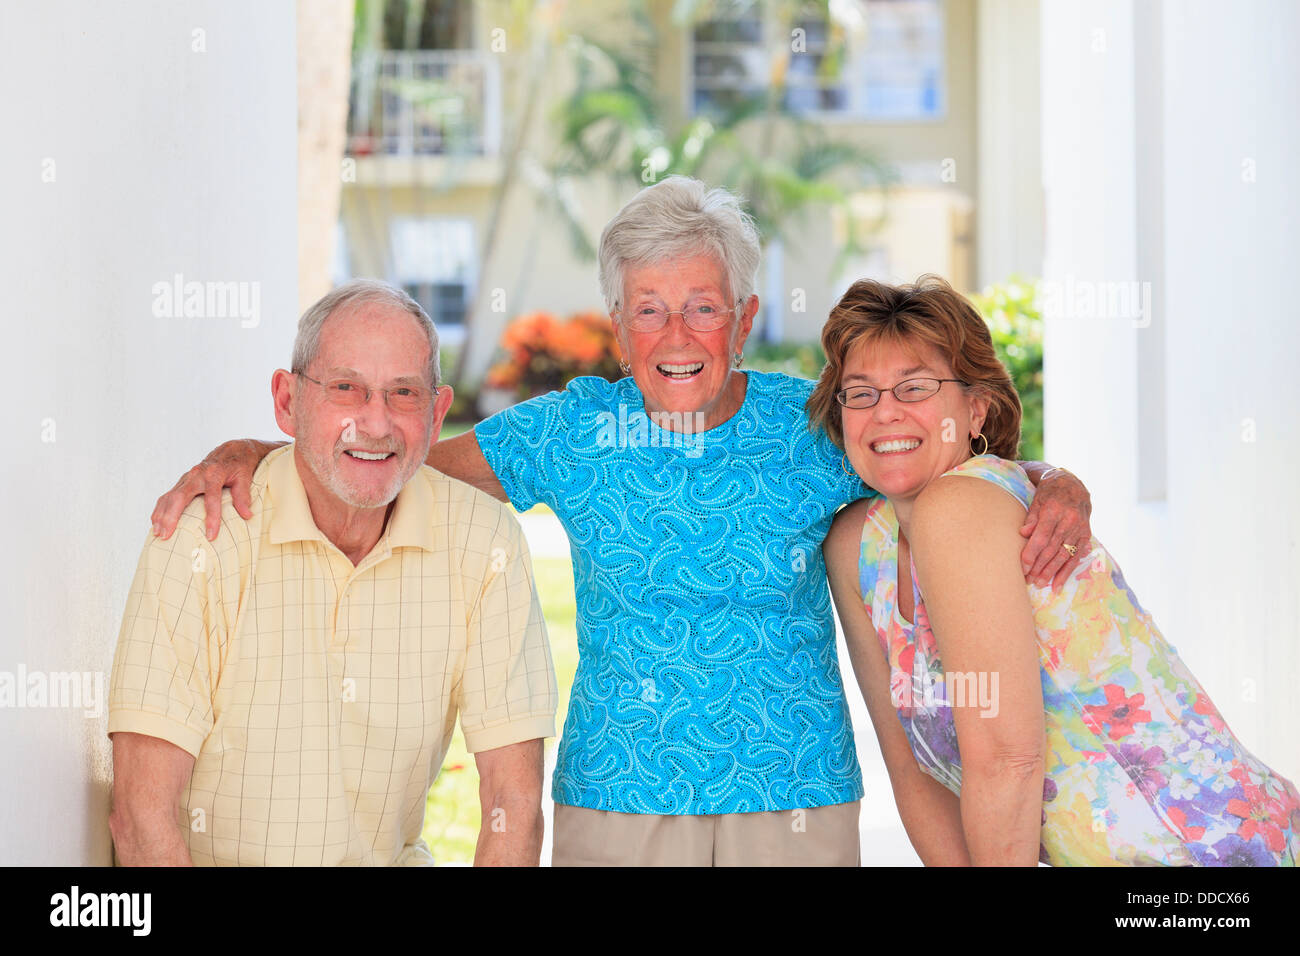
[[107, 523, 221, 758], [474, 387, 575, 513], [834, 451, 877, 503], [806, 406, 877, 504], [457, 506, 558, 753]]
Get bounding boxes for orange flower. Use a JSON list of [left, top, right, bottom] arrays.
[[485, 361, 521, 389], [500, 311, 560, 352], [489, 309, 623, 396], [1226, 792, 1291, 853]]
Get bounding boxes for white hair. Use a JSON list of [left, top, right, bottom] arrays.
[[597, 176, 762, 314], [292, 279, 440, 386]]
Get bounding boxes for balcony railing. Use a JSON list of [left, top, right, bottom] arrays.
[[348, 50, 501, 158]]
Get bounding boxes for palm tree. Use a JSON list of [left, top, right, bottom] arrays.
[[343, 0, 894, 385], [519, 0, 893, 348]]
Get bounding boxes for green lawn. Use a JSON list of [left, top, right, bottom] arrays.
[[420, 555, 578, 863], [438, 422, 472, 440]]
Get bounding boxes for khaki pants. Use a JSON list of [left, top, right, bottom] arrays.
[[552, 800, 861, 866]]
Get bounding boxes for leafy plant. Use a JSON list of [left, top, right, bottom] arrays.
[[743, 342, 827, 381], [970, 277, 1044, 461], [485, 310, 624, 399], [542, 23, 893, 262]]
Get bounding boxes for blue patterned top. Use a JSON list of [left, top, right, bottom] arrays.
[[474, 371, 873, 814]]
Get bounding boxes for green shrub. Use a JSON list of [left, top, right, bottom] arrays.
[[743, 342, 827, 381], [970, 278, 1044, 461]]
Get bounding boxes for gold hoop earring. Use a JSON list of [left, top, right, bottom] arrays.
[[971, 433, 989, 456], [619, 360, 631, 375], [841, 455, 856, 476], [733, 352, 743, 369]]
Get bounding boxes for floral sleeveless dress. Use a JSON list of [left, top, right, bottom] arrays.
[[858, 454, 1300, 865]]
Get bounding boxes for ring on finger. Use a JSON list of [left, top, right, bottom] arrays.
[[1062, 543, 1078, 556]]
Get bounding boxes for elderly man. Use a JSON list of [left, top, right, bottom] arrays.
[[107, 280, 557, 866]]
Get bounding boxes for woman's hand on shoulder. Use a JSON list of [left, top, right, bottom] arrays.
[[151, 439, 283, 541], [1018, 464, 1092, 587]]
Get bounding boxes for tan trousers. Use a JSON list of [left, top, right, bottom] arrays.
[[552, 800, 861, 866]]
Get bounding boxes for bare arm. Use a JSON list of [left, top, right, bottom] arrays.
[[108, 732, 196, 866], [472, 738, 544, 866], [909, 477, 1046, 866], [824, 501, 972, 866], [424, 430, 507, 502], [151, 427, 511, 541], [1016, 461, 1092, 587]]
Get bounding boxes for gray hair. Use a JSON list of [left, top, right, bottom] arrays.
[[292, 279, 440, 386], [597, 176, 762, 314]]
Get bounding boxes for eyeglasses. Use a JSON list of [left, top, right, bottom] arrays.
[[835, 377, 969, 409], [618, 301, 743, 333], [295, 372, 437, 413]]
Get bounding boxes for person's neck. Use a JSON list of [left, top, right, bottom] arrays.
[[650, 368, 749, 433], [294, 455, 393, 566], [316, 501, 393, 567], [892, 496, 918, 542]]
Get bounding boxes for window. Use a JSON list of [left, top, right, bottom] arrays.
[[691, 0, 945, 121], [332, 221, 350, 287], [389, 217, 475, 334], [346, 1, 499, 157]]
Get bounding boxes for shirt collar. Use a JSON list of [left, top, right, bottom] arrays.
[[266, 444, 437, 552]]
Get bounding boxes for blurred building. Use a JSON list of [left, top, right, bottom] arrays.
[[336, 0, 1035, 382]]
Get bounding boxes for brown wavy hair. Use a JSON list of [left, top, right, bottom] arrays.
[[808, 275, 1022, 458]]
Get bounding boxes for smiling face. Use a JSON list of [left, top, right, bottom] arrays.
[[840, 337, 990, 507], [612, 253, 756, 430], [277, 302, 446, 513]]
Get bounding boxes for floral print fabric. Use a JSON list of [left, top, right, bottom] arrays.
[[858, 454, 1300, 865]]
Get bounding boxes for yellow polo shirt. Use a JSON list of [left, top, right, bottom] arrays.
[[108, 444, 557, 866]]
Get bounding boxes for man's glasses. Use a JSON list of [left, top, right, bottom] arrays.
[[835, 377, 969, 409], [618, 301, 743, 333], [296, 372, 437, 413]]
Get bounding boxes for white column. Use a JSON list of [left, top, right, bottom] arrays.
[[0, 0, 298, 863], [1040, 0, 1300, 779]]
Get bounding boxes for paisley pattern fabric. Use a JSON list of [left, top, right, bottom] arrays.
[[860, 454, 1300, 865], [476, 372, 872, 814]]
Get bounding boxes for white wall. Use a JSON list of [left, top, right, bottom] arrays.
[[0, 1, 297, 864], [1041, 0, 1300, 781]]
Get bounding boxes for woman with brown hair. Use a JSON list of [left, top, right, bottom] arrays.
[[816, 275, 1300, 866]]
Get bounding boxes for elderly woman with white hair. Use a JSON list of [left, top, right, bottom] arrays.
[[149, 176, 1094, 866]]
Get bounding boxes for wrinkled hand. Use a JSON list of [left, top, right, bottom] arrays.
[[1019, 468, 1092, 588], [150, 439, 279, 541]]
